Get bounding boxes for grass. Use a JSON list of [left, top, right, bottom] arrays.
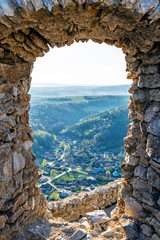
[[49, 190, 60, 201], [31, 96, 88, 105], [50, 169, 62, 178], [52, 171, 87, 184]]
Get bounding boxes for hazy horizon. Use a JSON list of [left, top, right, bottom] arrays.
[[31, 83, 130, 88], [31, 40, 129, 87]]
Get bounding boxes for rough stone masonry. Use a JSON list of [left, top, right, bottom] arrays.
[[0, 0, 160, 239]]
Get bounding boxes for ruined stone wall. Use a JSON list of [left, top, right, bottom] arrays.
[[0, 62, 47, 239], [0, 1, 159, 239], [48, 179, 121, 221], [116, 47, 160, 240]]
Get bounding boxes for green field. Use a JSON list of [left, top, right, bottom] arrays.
[[49, 190, 60, 201], [31, 95, 129, 105], [31, 96, 89, 105], [52, 171, 87, 185]]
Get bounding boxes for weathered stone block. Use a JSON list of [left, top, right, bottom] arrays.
[[0, 214, 8, 230], [150, 218, 160, 236], [150, 89, 160, 101], [11, 191, 29, 213], [132, 178, 157, 206], [147, 116, 160, 136], [147, 167, 160, 190], [141, 224, 153, 237], [138, 73, 160, 88], [86, 210, 110, 229], [134, 165, 147, 181], [13, 152, 25, 175], [133, 89, 147, 101], [146, 134, 160, 162], [7, 205, 25, 224], [0, 180, 14, 199], [152, 234, 160, 240], [124, 196, 144, 219], [69, 229, 87, 240], [144, 105, 155, 122], [0, 63, 32, 83], [0, 158, 12, 179], [23, 140, 32, 151], [125, 154, 139, 166], [119, 215, 139, 239]]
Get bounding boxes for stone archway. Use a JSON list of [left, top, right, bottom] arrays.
[[0, 1, 160, 239]]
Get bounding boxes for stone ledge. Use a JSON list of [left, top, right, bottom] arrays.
[[48, 179, 122, 221]]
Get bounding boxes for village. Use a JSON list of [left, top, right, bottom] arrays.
[[36, 137, 125, 201]]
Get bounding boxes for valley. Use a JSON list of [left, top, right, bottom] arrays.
[[30, 93, 130, 201]]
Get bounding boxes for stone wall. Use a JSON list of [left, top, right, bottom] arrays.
[[116, 49, 160, 239], [0, 62, 47, 239], [0, 0, 159, 239], [48, 179, 121, 221]]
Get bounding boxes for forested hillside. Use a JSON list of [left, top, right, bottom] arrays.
[[30, 95, 129, 135], [62, 107, 130, 149], [30, 95, 130, 156]]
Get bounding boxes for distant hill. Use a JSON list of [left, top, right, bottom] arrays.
[[62, 107, 130, 149], [29, 85, 130, 98], [30, 95, 129, 135]]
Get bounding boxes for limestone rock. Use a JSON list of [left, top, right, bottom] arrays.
[[134, 165, 147, 181], [146, 134, 160, 162], [144, 105, 155, 122], [132, 178, 157, 206], [89, 230, 98, 237], [0, 214, 8, 229], [13, 152, 25, 175], [135, 0, 159, 14], [152, 234, 160, 240], [86, 210, 110, 229], [56, 235, 67, 240], [124, 196, 144, 219], [141, 224, 153, 237], [138, 73, 160, 88], [125, 154, 139, 166], [69, 229, 87, 240], [93, 223, 102, 232], [150, 218, 160, 236], [119, 215, 139, 239], [147, 167, 160, 190], [100, 228, 114, 238], [147, 116, 160, 136], [23, 140, 33, 151]]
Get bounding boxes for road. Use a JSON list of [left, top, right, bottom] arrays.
[[40, 167, 72, 190], [39, 144, 73, 193]]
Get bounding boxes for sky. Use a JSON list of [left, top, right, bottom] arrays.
[[31, 40, 129, 87]]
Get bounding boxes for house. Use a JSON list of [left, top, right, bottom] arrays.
[[59, 190, 71, 198], [78, 153, 84, 157], [41, 183, 52, 190], [92, 167, 105, 174], [114, 165, 120, 170], [43, 171, 49, 176], [86, 177, 97, 182], [59, 179, 66, 184], [112, 171, 119, 177]]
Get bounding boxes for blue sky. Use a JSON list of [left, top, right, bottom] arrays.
[[31, 40, 129, 87]]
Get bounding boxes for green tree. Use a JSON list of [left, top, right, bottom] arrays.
[[50, 169, 57, 178], [41, 159, 47, 167]]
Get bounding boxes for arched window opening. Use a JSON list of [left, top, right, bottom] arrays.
[[30, 41, 130, 201]]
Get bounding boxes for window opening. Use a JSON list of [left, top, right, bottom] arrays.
[[30, 41, 130, 201]]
